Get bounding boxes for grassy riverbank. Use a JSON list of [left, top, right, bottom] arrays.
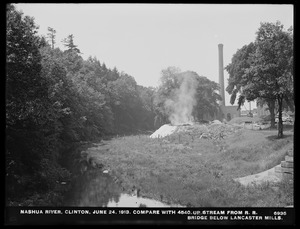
[[87, 127, 293, 207]]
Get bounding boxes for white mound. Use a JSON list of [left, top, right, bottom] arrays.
[[150, 124, 179, 138]]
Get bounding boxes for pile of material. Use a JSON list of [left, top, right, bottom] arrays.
[[150, 122, 242, 140], [149, 124, 179, 138], [177, 124, 209, 136], [206, 123, 242, 140]]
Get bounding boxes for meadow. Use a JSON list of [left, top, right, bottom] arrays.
[[86, 126, 294, 207]]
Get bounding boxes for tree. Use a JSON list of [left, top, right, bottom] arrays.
[[154, 67, 222, 125], [225, 42, 281, 128], [61, 47, 84, 74], [6, 4, 159, 204], [110, 74, 139, 132], [153, 67, 181, 125], [62, 34, 81, 53], [246, 22, 293, 138], [225, 42, 256, 106], [194, 74, 222, 120], [256, 97, 276, 127], [6, 4, 65, 196], [136, 85, 156, 130], [226, 21, 293, 138], [47, 27, 56, 49], [6, 3, 45, 135]]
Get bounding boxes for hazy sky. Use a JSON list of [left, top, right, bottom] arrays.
[[14, 3, 293, 108]]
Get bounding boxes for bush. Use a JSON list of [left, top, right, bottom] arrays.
[[38, 159, 71, 189]]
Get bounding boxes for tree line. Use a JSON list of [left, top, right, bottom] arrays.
[[6, 4, 157, 203], [6, 5, 224, 204], [6, 4, 293, 204]]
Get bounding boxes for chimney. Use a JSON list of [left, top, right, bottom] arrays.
[[218, 44, 225, 106]]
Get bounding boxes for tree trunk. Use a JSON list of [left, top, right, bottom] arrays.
[[277, 96, 284, 138], [267, 100, 276, 128]]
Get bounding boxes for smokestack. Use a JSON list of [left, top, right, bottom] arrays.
[[218, 44, 225, 106]]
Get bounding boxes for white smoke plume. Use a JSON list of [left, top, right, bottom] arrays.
[[164, 72, 199, 125]]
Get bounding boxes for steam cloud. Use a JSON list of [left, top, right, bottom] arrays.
[[165, 72, 199, 125]]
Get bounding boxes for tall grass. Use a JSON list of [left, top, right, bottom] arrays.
[[87, 129, 293, 207]]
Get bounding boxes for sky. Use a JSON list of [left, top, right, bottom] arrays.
[[14, 3, 293, 109]]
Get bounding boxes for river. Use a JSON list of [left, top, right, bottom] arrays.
[[63, 169, 183, 207]]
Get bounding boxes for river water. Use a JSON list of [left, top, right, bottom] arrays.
[[63, 169, 183, 207]]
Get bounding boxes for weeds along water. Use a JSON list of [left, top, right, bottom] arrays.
[[81, 128, 293, 207]]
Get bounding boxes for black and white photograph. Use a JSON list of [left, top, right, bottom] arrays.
[[5, 3, 294, 225]]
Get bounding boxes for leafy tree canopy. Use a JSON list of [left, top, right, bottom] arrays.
[[225, 21, 293, 137]]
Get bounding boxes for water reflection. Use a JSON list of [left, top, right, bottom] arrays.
[[64, 170, 121, 207], [64, 170, 183, 207], [107, 193, 182, 207]]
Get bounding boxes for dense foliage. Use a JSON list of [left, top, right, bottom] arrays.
[[11, 5, 292, 205], [225, 21, 293, 137], [6, 5, 156, 204]]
